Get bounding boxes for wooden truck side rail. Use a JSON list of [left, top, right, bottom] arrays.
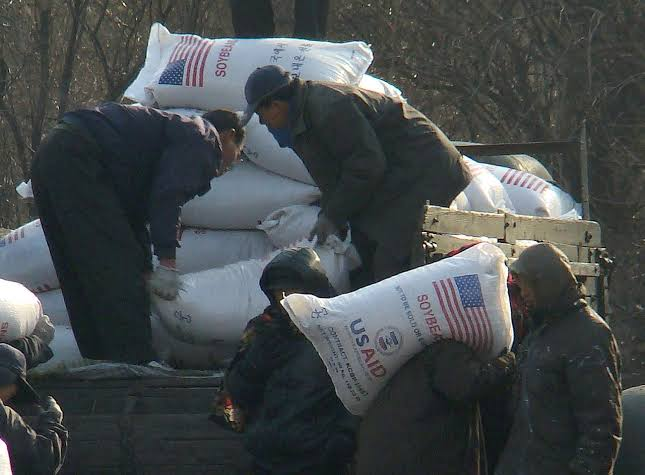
[[422, 205, 611, 318]]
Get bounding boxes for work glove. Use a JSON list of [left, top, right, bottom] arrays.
[[40, 396, 64, 423], [32, 314, 55, 344], [308, 213, 339, 245], [148, 265, 183, 300], [491, 349, 517, 379]]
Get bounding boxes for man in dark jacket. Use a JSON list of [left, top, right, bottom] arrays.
[[356, 340, 516, 475], [496, 243, 622, 475], [0, 343, 68, 474], [31, 105, 244, 364], [241, 65, 471, 286], [223, 248, 357, 475]]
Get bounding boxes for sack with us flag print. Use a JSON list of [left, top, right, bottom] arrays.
[[280, 242, 514, 415], [124, 23, 373, 111]]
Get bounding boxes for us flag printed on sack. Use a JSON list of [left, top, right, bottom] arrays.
[[433, 274, 494, 353], [159, 36, 214, 87]]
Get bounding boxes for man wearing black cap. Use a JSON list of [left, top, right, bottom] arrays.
[[240, 65, 471, 286], [0, 343, 68, 474]]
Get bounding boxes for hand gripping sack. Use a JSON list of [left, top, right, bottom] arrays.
[[177, 227, 275, 274], [461, 157, 515, 213], [0, 220, 59, 293], [151, 242, 358, 346], [0, 279, 42, 342], [483, 163, 579, 218], [281, 243, 513, 415], [124, 23, 373, 111], [180, 161, 321, 230]]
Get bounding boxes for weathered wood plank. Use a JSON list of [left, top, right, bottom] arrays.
[[423, 206, 506, 237], [504, 213, 602, 246]]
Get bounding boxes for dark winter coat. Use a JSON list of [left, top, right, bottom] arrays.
[[496, 244, 622, 475], [8, 335, 53, 370], [287, 79, 471, 262], [62, 103, 222, 259], [0, 400, 68, 475], [225, 248, 357, 474], [356, 340, 516, 475]]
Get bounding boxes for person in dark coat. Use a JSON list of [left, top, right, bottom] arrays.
[[356, 340, 516, 475], [0, 343, 68, 474], [31, 105, 244, 364], [229, 0, 329, 39], [240, 65, 471, 286], [495, 243, 623, 475], [222, 248, 357, 475]]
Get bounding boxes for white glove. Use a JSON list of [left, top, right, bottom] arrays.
[[148, 265, 183, 300], [33, 314, 55, 344]]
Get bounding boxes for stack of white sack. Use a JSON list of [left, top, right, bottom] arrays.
[[181, 161, 321, 229], [29, 316, 239, 376], [451, 157, 515, 213], [152, 239, 361, 347], [124, 23, 373, 111], [0, 219, 277, 296], [483, 163, 581, 218], [281, 242, 513, 415]]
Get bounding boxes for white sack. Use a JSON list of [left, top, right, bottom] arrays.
[[177, 227, 275, 274], [461, 157, 515, 213], [483, 164, 579, 218], [152, 242, 358, 346], [28, 325, 86, 376], [0, 279, 42, 342], [0, 220, 59, 293], [258, 205, 320, 248], [181, 161, 321, 230], [125, 23, 373, 111], [358, 74, 404, 99], [151, 313, 236, 369], [450, 191, 470, 210], [281, 243, 513, 415], [16, 180, 34, 199], [243, 114, 315, 184]]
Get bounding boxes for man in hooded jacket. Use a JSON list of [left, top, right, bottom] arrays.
[[222, 248, 357, 475], [495, 243, 622, 475]]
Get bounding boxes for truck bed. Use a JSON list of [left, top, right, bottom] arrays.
[[28, 376, 250, 475]]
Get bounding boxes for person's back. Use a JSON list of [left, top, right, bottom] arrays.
[[64, 103, 220, 223], [357, 340, 515, 475]]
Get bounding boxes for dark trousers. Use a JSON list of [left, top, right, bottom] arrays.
[[229, 0, 329, 39], [31, 127, 156, 364]]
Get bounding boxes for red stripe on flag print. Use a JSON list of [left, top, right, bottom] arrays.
[[188, 40, 210, 86], [524, 175, 538, 190], [448, 279, 484, 350], [169, 36, 189, 63], [198, 42, 215, 87], [530, 178, 546, 191], [504, 169, 519, 184], [480, 306, 494, 353], [512, 171, 526, 186], [519, 173, 533, 187], [433, 281, 462, 341], [440, 280, 472, 345], [500, 168, 513, 183]]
